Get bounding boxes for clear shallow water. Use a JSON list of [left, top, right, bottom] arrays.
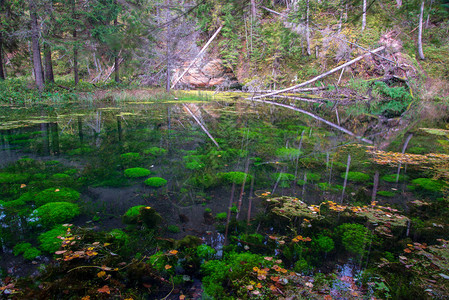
[[0, 99, 447, 273]]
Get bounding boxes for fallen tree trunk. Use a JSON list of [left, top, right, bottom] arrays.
[[247, 98, 373, 144], [252, 46, 385, 99]]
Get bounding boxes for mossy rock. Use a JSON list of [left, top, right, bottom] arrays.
[[340, 171, 370, 182], [377, 191, 396, 197], [34, 187, 80, 207], [124, 167, 151, 178], [220, 172, 252, 185], [143, 147, 167, 156], [30, 202, 80, 228], [411, 178, 445, 192], [13, 242, 41, 260], [38, 226, 66, 253], [381, 174, 409, 183], [122, 205, 162, 228], [0, 173, 29, 184], [144, 177, 167, 188]]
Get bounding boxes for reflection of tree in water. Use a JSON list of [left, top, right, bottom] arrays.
[[85, 111, 103, 147]]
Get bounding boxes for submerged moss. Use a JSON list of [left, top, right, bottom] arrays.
[[124, 167, 151, 178], [144, 177, 167, 188], [220, 172, 252, 185], [143, 147, 167, 156], [34, 187, 80, 207], [412, 178, 445, 192], [38, 226, 66, 253], [30, 202, 80, 227], [341, 171, 370, 182]]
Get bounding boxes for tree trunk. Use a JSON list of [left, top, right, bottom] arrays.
[[43, 42, 54, 83], [29, 0, 44, 91], [418, 0, 425, 60], [72, 0, 79, 85], [306, 0, 311, 55], [0, 32, 5, 80], [114, 0, 120, 83], [251, 0, 256, 17], [362, 0, 367, 32]]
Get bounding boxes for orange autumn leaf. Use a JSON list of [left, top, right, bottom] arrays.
[[270, 276, 279, 282], [81, 296, 91, 300], [169, 250, 178, 255], [165, 265, 172, 270], [179, 296, 186, 300], [269, 284, 277, 292], [97, 271, 106, 278], [20, 184, 26, 188], [324, 295, 333, 300], [404, 248, 412, 253], [55, 189, 60, 192], [97, 285, 110, 294]]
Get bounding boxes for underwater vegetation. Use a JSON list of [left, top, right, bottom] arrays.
[[144, 177, 167, 188], [124, 167, 151, 178]]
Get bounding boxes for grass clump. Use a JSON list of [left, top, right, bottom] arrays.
[[124, 167, 151, 178], [34, 187, 80, 207], [341, 171, 370, 182], [30, 202, 80, 228], [144, 177, 167, 188]]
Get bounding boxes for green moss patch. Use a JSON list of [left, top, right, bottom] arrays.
[[341, 171, 370, 182], [144, 177, 167, 188], [411, 178, 445, 192], [34, 187, 80, 207], [381, 174, 409, 183], [220, 172, 252, 185], [124, 167, 151, 178], [143, 147, 167, 156], [0, 173, 29, 184], [30, 202, 80, 227], [38, 226, 66, 253]]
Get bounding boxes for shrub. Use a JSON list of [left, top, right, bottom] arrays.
[[143, 147, 167, 156], [124, 167, 151, 178], [411, 178, 445, 192], [34, 187, 80, 207], [30, 202, 80, 227], [38, 226, 66, 253], [340, 171, 370, 182], [144, 177, 167, 188], [221, 172, 252, 185]]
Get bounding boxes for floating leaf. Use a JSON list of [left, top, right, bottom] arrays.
[[97, 285, 110, 294]]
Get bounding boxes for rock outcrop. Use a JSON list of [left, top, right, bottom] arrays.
[[172, 59, 240, 89]]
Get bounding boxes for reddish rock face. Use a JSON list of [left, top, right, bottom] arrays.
[[172, 59, 237, 88]]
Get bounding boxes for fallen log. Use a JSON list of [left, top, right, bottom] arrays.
[[252, 46, 385, 99], [247, 98, 373, 144]]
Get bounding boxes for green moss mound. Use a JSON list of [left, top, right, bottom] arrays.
[[121, 152, 140, 160], [341, 171, 370, 182], [13, 242, 32, 256], [220, 172, 252, 185], [30, 202, 80, 227], [144, 177, 167, 188], [411, 178, 445, 192], [143, 147, 167, 156], [0, 172, 29, 184], [38, 226, 66, 253], [381, 174, 409, 183], [124, 167, 151, 178], [13, 242, 42, 260], [215, 212, 227, 221], [52, 173, 71, 179], [123, 205, 162, 228], [34, 187, 80, 207]]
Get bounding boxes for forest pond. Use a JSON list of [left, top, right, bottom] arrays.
[[1, 95, 448, 298]]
